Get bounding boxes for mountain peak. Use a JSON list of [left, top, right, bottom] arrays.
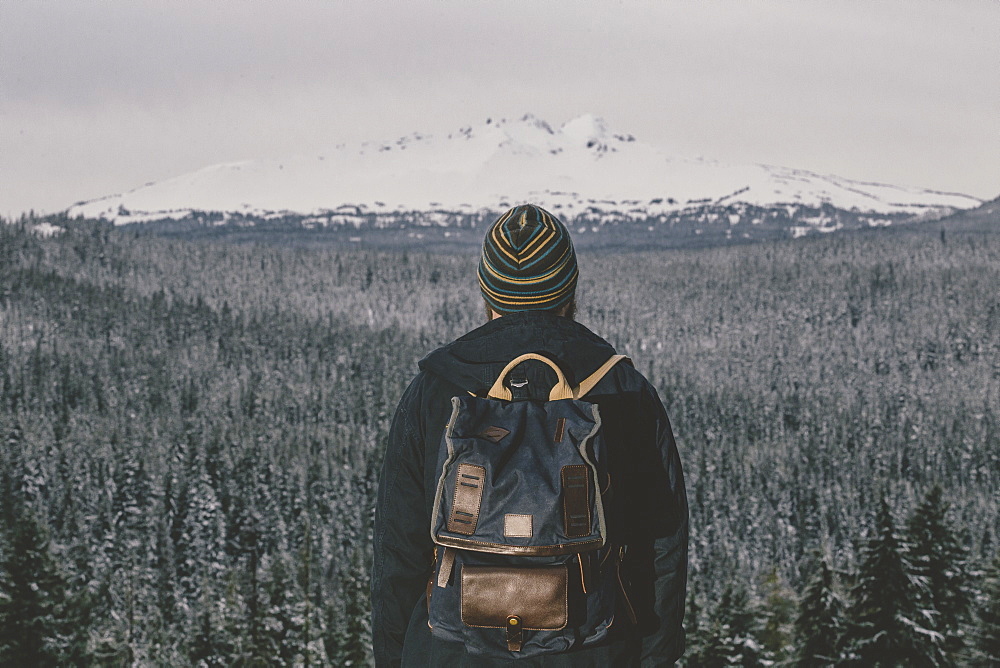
[[560, 114, 611, 147], [67, 113, 981, 225]]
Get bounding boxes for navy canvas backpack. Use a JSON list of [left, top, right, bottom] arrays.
[[427, 352, 635, 658]]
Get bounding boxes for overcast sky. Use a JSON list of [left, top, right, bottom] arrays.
[[2, 0, 998, 218]]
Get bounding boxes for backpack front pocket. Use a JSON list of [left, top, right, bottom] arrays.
[[460, 565, 568, 630]]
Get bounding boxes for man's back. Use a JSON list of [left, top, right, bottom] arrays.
[[371, 204, 687, 666], [372, 310, 688, 666]]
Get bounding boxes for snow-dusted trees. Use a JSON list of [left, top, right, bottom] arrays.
[[2, 216, 999, 664], [794, 553, 845, 666], [758, 567, 797, 662], [971, 553, 1000, 666], [905, 485, 973, 662], [842, 496, 944, 666], [0, 506, 93, 666], [340, 547, 374, 667], [685, 581, 768, 667]]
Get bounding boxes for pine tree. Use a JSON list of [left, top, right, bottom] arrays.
[[683, 582, 767, 667], [681, 594, 708, 667], [971, 553, 1000, 667], [322, 597, 350, 668], [342, 546, 373, 667], [905, 485, 972, 661], [716, 582, 768, 666], [261, 551, 305, 666], [0, 507, 92, 666], [794, 553, 845, 667], [843, 496, 943, 667], [189, 599, 233, 668], [759, 567, 797, 662], [107, 448, 157, 660], [685, 618, 733, 668]]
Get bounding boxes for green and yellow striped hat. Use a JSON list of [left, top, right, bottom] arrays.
[[479, 204, 578, 314]]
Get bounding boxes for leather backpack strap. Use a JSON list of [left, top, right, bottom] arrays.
[[573, 354, 629, 399]]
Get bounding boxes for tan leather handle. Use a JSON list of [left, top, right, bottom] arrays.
[[487, 353, 574, 401]]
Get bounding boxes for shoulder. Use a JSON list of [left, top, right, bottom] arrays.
[[405, 368, 467, 405], [397, 368, 463, 402], [587, 360, 673, 445], [392, 368, 468, 437], [590, 357, 659, 399]]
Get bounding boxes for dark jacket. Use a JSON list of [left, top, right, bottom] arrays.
[[372, 311, 688, 667]]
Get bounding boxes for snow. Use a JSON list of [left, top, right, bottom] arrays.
[[559, 113, 610, 147], [30, 222, 64, 237], [66, 114, 983, 224]]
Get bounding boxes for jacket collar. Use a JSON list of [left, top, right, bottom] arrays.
[[419, 311, 619, 395]]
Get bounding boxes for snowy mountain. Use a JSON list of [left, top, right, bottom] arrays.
[[68, 114, 981, 240]]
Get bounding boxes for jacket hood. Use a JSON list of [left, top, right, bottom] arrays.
[[418, 311, 619, 395]]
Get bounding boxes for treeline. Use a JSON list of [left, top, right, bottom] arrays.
[[0, 220, 418, 665], [0, 217, 998, 665], [686, 486, 1000, 666]]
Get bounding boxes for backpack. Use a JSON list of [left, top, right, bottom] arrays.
[[427, 352, 635, 658]]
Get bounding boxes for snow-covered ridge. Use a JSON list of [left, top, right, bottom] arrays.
[[68, 113, 981, 225]]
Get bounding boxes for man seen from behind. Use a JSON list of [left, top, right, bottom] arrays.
[[372, 204, 688, 666]]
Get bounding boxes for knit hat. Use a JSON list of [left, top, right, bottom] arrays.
[[479, 204, 578, 314]]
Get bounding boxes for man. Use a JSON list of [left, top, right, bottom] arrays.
[[372, 204, 688, 666]]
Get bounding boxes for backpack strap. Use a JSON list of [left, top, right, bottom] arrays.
[[573, 354, 629, 399], [436, 546, 456, 588], [487, 353, 575, 401]]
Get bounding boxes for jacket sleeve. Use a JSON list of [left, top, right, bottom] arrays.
[[639, 384, 689, 667], [371, 374, 433, 668]]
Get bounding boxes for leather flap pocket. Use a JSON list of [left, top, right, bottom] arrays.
[[461, 565, 568, 630]]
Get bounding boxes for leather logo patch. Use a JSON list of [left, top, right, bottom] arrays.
[[479, 426, 510, 443], [504, 514, 533, 538]]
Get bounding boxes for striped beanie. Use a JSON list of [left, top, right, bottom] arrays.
[[479, 204, 579, 314]]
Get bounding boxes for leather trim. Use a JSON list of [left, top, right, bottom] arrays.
[[479, 426, 510, 443], [487, 353, 574, 401], [461, 565, 568, 631], [426, 548, 436, 614], [447, 463, 485, 535], [436, 546, 456, 588], [577, 551, 594, 594], [573, 354, 629, 398], [554, 417, 566, 443], [426, 574, 433, 617], [506, 615, 524, 651], [435, 534, 601, 556], [561, 465, 591, 538]]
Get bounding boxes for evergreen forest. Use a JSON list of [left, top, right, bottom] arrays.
[[1, 217, 998, 666]]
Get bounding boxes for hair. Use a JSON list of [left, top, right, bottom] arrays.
[[485, 298, 576, 323]]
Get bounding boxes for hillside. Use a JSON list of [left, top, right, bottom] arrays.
[[2, 220, 998, 664], [939, 194, 1000, 232]]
